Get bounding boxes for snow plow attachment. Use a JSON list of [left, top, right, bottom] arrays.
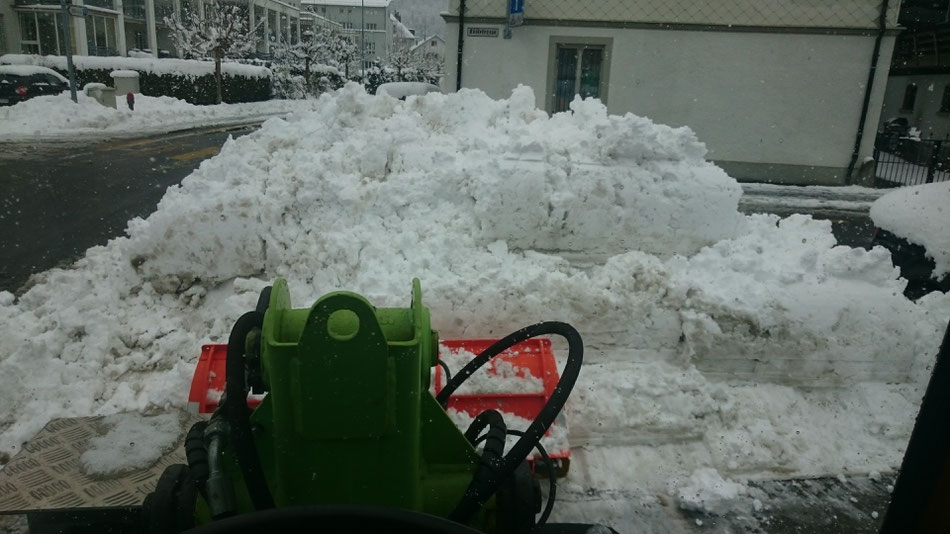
[[0, 279, 616, 534]]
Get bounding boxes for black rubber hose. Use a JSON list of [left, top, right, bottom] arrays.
[[224, 310, 274, 510], [185, 421, 210, 499], [472, 429, 557, 531], [437, 359, 453, 383], [506, 429, 556, 530], [451, 410, 508, 522], [441, 322, 583, 524]]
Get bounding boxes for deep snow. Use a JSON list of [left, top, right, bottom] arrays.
[[0, 84, 948, 528]]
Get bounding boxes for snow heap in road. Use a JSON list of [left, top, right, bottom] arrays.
[[0, 83, 948, 527], [870, 181, 950, 278], [0, 92, 312, 140]]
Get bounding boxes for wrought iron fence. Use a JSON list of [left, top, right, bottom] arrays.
[[874, 137, 950, 187]]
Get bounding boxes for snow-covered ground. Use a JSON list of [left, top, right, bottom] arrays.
[[0, 92, 311, 141], [1, 84, 949, 529]]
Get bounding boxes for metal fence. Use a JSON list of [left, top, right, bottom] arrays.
[[447, 0, 900, 30], [874, 137, 950, 187]]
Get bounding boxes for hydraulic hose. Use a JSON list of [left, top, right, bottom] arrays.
[[441, 322, 583, 524], [223, 310, 274, 511], [452, 410, 508, 522]]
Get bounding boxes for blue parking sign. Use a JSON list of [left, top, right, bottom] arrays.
[[509, 0, 524, 27]]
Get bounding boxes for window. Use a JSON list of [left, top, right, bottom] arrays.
[[547, 37, 611, 113], [941, 85, 950, 113], [343, 22, 354, 30], [18, 11, 65, 55], [901, 83, 917, 111], [85, 15, 117, 56], [365, 41, 375, 53], [366, 23, 377, 30]]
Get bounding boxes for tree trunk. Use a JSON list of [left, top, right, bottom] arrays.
[[214, 48, 223, 105]]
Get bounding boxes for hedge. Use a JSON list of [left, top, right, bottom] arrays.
[[0, 55, 271, 105]]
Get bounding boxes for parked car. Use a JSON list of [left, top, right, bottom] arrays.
[[0, 65, 69, 106], [375, 82, 443, 100], [876, 117, 910, 152], [870, 182, 950, 299]]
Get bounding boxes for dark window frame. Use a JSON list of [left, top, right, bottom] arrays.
[[940, 84, 950, 113], [902, 83, 918, 112], [546, 36, 612, 114]]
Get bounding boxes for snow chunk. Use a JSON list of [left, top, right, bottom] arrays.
[[439, 344, 544, 395], [671, 468, 748, 514], [870, 182, 950, 278], [80, 411, 185, 476]]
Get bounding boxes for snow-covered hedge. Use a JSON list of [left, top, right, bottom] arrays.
[[0, 54, 271, 104]]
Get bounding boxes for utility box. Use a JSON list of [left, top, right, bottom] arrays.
[[110, 70, 140, 96], [83, 82, 117, 109]]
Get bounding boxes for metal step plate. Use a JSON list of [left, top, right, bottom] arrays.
[[0, 411, 200, 514]]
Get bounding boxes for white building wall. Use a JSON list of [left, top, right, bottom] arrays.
[[443, 23, 895, 185], [448, 0, 898, 29], [881, 74, 950, 140]]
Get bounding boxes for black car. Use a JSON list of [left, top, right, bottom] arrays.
[[871, 228, 950, 299], [870, 182, 950, 300], [0, 65, 69, 106]]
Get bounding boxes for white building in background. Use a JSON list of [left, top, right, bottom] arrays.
[[301, 0, 392, 68], [443, 0, 902, 186], [410, 34, 443, 62], [0, 0, 304, 58]]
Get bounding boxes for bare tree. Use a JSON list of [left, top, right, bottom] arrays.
[[165, 1, 259, 104]]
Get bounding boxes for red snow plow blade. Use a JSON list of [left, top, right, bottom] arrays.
[[187, 338, 571, 476]]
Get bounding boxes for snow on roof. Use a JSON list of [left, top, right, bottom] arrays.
[[409, 35, 444, 54], [390, 13, 414, 39], [0, 64, 67, 82], [870, 181, 950, 277], [302, 0, 391, 7], [109, 70, 140, 78], [0, 54, 271, 79]]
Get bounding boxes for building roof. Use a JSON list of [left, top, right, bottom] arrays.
[[302, 0, 392, 7], [409, 35, 445, 53]]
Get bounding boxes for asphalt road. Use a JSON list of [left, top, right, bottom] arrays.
[[0, 123, 258, 294]]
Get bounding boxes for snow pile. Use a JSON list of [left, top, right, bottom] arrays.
[[438, 344, 545, 395], [80, 411, 185, 476], [0, 92, 312, 140], [0, 84, 948, 525], [870, 181, 950, 278], [0, 54, 271, 79], [670, 468, 748, 514]]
